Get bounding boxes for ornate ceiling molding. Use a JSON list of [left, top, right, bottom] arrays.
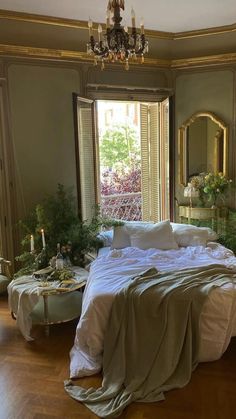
[[174, 23, 236, 40], [1, 9, 236, 70], [1, 43, 236, 70], [0, 43, 171, 67], [0, 9, 172, 40], [171, 52, 236, 68], [1, 9, 236, 41]]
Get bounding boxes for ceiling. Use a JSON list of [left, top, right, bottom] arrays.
[[0, 0, 235, 33]]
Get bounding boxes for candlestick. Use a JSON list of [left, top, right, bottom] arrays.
[[140, 17, 144, 34], [88, 18, 93, 37], [106, 9, 110, 28], [98, 24, 103, 42], [41, 229, 46, 248], [30, 234, 34, 253], [131, 8, 136, 28]]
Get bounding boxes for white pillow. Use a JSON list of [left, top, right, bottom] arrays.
[[171, 223, 218, 247], [129, 220, 178, 250], [97, 230, 113, 247], [111, 220, 178, 250], [111, 221, 153, 249]]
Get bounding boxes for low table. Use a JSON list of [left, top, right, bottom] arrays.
[[8, 266, 89, 340]]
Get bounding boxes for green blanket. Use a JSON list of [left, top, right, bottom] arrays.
[[65, 264, 236, 418]]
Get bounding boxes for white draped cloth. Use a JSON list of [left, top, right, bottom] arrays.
[[8, 267, 88, 341]]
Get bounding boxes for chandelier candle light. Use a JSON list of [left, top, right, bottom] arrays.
[[87, 0, 149, 70]]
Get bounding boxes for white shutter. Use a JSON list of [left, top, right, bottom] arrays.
[[140, 99, 169, 222], [76, 97, 96, 222], [140, 102, 161, 222], [160, 98, 170, 220], [149, 104, 160, 222], [140, 104, 150, 221]]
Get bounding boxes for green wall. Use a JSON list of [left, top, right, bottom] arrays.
[[175, 70, 233, 126], [175, 69, 234, 207], [7, 62, 235, 222], [8, 64, 80, 217]]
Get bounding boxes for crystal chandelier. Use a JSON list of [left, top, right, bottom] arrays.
[[87, 0, 149, 70]]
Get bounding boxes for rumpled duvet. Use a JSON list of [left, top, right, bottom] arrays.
[[65, 264, 236, 418]]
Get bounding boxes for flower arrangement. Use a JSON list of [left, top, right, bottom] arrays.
[[189, 172, 232, 207]]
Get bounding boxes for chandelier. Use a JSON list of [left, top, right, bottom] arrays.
[[87, 0, 149, 70]]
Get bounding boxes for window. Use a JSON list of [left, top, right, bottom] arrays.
[[74, 96, 170, 222]]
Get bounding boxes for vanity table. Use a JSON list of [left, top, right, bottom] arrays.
[[178, 206, 228, 233], [179, 206, 218, 232]]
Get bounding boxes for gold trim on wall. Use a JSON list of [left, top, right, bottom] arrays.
[[174, 23, 236, 40], [0, 44, 171, 67], [172, 52, 236, 69], [1, 9, 236, 41], [0, 9, 88, 30], [2, 43, 236, 70], [0, 9, 173, 40]]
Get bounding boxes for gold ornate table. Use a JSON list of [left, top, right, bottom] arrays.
[[178, 206, 219, 231]]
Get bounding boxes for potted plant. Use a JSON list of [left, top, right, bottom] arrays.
[[15, 184, 119, 277]]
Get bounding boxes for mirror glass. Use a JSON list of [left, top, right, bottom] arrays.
[[178, 111, 228, 185]]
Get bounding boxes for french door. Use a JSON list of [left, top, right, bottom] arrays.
[[73, 94, 170, 222]]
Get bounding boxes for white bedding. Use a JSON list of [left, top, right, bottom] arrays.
[[70, 243, 236, 378]]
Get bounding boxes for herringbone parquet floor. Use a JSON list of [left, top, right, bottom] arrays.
[[1, 294, 236, 419]]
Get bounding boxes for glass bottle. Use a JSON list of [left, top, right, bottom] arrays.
[[55, 243, 64, 270]]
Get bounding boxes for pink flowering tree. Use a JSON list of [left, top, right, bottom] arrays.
[[100, 125, 141, 220]]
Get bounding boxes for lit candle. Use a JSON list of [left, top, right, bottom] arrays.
[[98, 24, 103, 42], [88, 18, 93, 37], [106, 9, 110, 28], [41, 229, 46, 249], [131, 8, 136, 28], [140, 17, 144, 34], [30, 234, 34, 252]]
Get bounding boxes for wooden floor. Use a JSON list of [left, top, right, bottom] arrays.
[[1, 294, 236, 419]]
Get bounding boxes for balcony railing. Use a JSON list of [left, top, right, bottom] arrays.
[[101, 192, 142, 221]]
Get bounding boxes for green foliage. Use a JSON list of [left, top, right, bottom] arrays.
[[217, 209, 236, 254], [100, 124, 140, 168], [15, 185, 119, 276], [15, 252, 38, 277], [48, 267, 75, 282], [189, 209, 236, 255]]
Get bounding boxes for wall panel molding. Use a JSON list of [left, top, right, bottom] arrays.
[[0, 81, 18, 264], [2, 43, 236, 71]]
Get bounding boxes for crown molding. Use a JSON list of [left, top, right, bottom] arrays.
[[174, 23, 236, 40], [171, 52, 236, 68], [0, 9, 173, 40], [1, 43, 236, 70], [0, 9, 87, 30], [0, 43, 171, 68], [2, 9, 236, 41]]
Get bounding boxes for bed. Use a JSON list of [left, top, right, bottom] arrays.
[[66, 220, 236, 417]]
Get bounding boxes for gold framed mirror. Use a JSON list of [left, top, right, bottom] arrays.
[[178, 111, 228, 186]]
